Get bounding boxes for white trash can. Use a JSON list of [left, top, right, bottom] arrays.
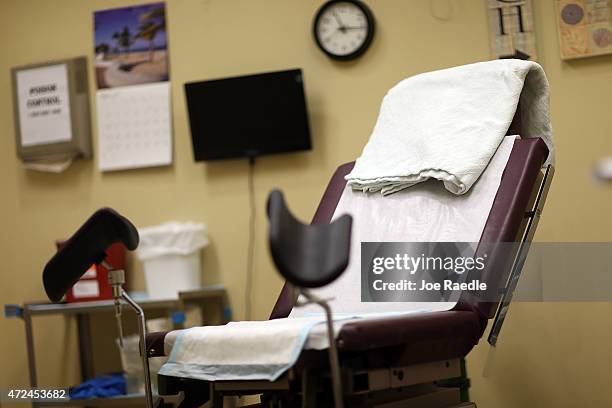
[[136, 222, 209, 299]]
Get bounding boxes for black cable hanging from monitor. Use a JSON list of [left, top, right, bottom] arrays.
[[245, 156, 256, 320]]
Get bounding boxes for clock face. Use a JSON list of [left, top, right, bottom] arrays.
[[313, 0, 375, 60]]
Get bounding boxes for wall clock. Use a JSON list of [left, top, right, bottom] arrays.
[[313, 0, 375, 61]]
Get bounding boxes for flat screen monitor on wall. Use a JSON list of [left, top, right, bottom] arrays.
[[185, 68, 311, 162]]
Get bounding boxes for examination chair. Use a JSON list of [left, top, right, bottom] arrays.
[[145, 115, 553, 407]]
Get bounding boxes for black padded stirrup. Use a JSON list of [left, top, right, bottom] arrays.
[[42, 208, 139, 302], [267, 189, 352, 288]]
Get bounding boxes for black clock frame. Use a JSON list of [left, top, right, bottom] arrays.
[[313, 0, 376, 61]]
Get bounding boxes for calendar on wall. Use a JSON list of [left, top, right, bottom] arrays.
[[94, 2, 172, 171], [487, 0, 538, 60], [555, 0, 612, 59], [96, 83, 171, 171]]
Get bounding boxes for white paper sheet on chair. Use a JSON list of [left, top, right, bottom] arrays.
[[290, 135, 517, 318]]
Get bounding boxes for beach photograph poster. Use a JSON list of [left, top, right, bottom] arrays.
[[94, 2, 168, 89]]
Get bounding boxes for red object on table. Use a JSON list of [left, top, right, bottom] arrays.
[[55, 241, 127, 303]]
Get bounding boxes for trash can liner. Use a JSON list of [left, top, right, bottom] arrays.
[[136, 222, 208, 261]]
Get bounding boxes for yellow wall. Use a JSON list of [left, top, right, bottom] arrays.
[[1, 0, 611, 406]]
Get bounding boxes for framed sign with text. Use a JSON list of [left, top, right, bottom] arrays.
[[11, 57, 92, 163]]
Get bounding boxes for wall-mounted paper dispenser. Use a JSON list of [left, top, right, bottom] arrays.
[[11, 56, 92, 172]]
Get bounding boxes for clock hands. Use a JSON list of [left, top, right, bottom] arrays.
[[332, 10, 356, 34], [331, 11, 364, 34], [332, 10, 345, 30]]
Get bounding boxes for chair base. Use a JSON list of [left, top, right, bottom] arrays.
[[160, 358, 471, 407]]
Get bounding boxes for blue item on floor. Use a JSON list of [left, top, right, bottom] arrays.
[[69, 373, 126, 399]]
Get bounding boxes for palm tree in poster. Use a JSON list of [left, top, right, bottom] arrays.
[[135, 21, 164, 63], [139, 5, 166, 22], [136, 6, 166, 63], [112, 26, 133, 60]]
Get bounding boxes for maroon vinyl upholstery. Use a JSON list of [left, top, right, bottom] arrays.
[[471, 138, 548, 318], [335, 311, 482, 366], [146, 331, 167, 358]]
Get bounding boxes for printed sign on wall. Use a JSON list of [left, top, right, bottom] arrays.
[[15, 64, 72, 147]]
